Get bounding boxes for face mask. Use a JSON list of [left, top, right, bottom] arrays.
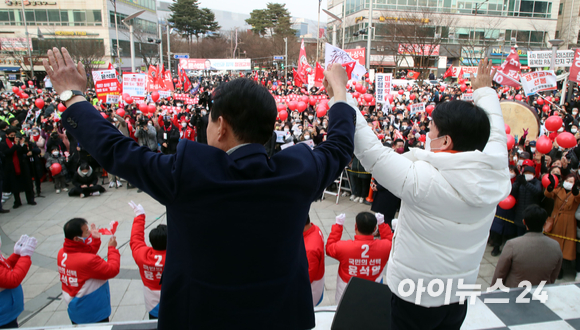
[[308, 116, 314, 120], [52, 151, 59, 156], [573, 129, 578, 134], [425, 134, 445, 152], [558, 127, 564, 132], [78, 236, 91, 244], [559, 146, 565, 151], [80, 171, 89, 177], [574, 112, 578, 116], [402, 126, 408, 130], [7, 136, 14, 141], [525, 174, 534, 181], [201, 111, 207, 116], [284, 128, 289, 132], [510, 172, 516, 179], [563, 181, 574, 190], [323, 123, 328, 128], [396, 147, 404, 154], [531, 147, 536, 153], [182, 123, 187, 127], [113, 118, 118, 122], [517, 160, 524, 166], [304, 135, 310, 140], [513, 156, 518, 162]]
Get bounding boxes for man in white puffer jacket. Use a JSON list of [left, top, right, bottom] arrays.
[[349, 59, 511, 329]]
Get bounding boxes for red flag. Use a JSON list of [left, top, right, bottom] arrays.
[[107, 63, 114, 70], [314, 62, 324, 86], [147, 65, 159, 92], [341, 61, 356, 80], [570, 49, 580, 84], [407, 71, 420, 79], [293, 68, 303, 87], [493, 47, 521, 87], [163, 69, 174, 91], [180, 67, 192, 92], [157, 63, 166, 90], [443, 65, 453, 79], [298, 39, 312, 78]]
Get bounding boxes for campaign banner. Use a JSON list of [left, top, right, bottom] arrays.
[[179, 58, 252, 71], [158, 90, 172, 99], [122, 73, 147, 98], [325, 43, 367, 82], [410, 102, 425, 115], [0, 38, 31, 51], [375, 73, 392, 104], [569, 49, 580, 84], [493, 47, 521, 88], [93, 69, 119, 103], [527, 50, 574, 68], [451, 66, 478, 78], [520, 70, 557, 96], [106, 94, 120, 104], [345, 48, 366, 66], [462, 93, 474, 101]]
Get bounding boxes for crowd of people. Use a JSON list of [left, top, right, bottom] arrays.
[[0, 50, 578, 329]]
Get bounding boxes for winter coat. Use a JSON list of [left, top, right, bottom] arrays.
[[351, 87, 511, 307], [45, 154, 68, 177], [545, 187, 580, 260], [156, 124, 180, 154], [71, 167, 98, 187], [136, 125, 158, 152], [511, 178, 543, 227], [0, 139, 33, 193]]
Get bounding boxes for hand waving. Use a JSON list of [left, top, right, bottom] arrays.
[[41, 47, 87, 96], [335, 213, 346, 226], [470, 58, 497, 92], [128, 201, 145, 216]]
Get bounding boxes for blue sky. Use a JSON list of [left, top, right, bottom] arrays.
[[197, 0, 328, 22]]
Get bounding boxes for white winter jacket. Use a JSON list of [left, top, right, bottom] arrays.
[[346, 87, 511, 307]]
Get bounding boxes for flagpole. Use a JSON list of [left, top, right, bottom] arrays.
[[316, 0, 321, 63], [114, 0, 121, 76]]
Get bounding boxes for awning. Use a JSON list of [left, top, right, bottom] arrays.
[[0, 66, 20, 72]]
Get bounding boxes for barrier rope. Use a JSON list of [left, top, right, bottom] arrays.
[[495, 215, 580, 243]]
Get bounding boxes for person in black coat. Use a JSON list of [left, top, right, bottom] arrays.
[[22, 137, 44, 197], [157, 116, 180, 154], [511, 166, 543, 236], [68, 162, 106, 198], [0, 129, 36, 208]]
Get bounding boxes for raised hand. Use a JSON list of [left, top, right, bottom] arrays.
[[375, 213, 385, 225], [470, 58, 497, 91], [41, 47, 87, 96], [20, 237, 37, 257], [323, 64, 348, 102], [128, 201, 145, 216], [335, 213, 346, 226], [13, 235, 29, 255], [90, 223, 101, 239]]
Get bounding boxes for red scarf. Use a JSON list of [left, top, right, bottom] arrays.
[[6, 139, 20, 175]]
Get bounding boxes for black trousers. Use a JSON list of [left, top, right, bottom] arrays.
[[72, 317, 109, 325], [0, 318, 17, 328], [68, 185, 105, 197], [349, 172, 371, 198], [391, 294, 468, 330]]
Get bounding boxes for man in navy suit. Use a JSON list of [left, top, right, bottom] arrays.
[[43, 47, 355, 329]]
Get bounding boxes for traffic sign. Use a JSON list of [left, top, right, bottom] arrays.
[[174, 54, 189, 59], [273, 56, 284, 60]]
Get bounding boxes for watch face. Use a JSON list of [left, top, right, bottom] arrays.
[[60, 90, 72, 101]]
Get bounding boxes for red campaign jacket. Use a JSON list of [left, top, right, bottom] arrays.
[[181, 126, 196, 141], [326, 223, 393, 283], [0, 254, 31, 289], [303, 224, 324, 283], [130, 214, 166, 291], [57, 237, 120, 297]]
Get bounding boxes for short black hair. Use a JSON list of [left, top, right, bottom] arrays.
[[523, 205, 548, 232], [8, 117, 17, 125], [64, 218, 88, 240], [0, 122, 7, 130], [356, 212, 377, 235], [149, 224, 167, 251], [211, 78, 277, 144], [432, 100, 491, 152], [5, 128, 17, 135], [394, 139, 405, 147], [79, 162, 90, 171]]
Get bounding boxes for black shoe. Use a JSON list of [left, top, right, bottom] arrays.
[[13, 203, 22, 209], [0, 209, 10, 214], [363, 200, 372, 205], [137, 189, 143, 193], [491, 246, 501, 257], [558, 268, 564, 280], [28, 201, 37, 206]]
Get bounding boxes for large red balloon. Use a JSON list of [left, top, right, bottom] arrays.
[[361, 86, 367, 94], [139, 103, 147, 112], [352, 92, 361, 99], [36, 89, 42, 94], [278, 110, 288, 121], [50, 163, 62, 176], [537, 98, 544, 105], [355, 83, 363, 93], [460, 84, 467, 92], [407, 85, 412, 91], [288, 101, 298, 111], [147, 104, 157, 114], [398, 89, 404, 95], [388, 95, 394, 103], [173, 78, 178, 83], [124, 96, 134, 104], [300, 95, 309, 103], [57, 103, 67, 112], [12, 87, 18, 93], [542, 174, 559, 189], [20, 93, 28, 99], [498, 195, 516, 210], [308, 97, 317, 106], [20, 85, 26, 90], [277, 104, 286, 112], [101, 112, 108, 118], [35, 98, 45, 109], [505, 124, 511, 134], [506, 134, 515, 150], [316, 107, 327, 118], [439, 86, 445, 92], [297, 101, 307, 112], [545, 116, 563, 132], [426, 104, 435, 116], [535, 136, 552, 154], [409, 94, 416, 100], [151, 91, 160, 102], [515, 94, 522, 101], [556, 132, 577, 149], [116, 109, 126, 117], [542, 105, 550, 113], [363, 94, 373, 102]]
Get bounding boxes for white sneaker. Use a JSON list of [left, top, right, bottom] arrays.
[[353, 197, 360, 203], [56, 189, 61, 194], [116, 180, 123, 187], [62, 188, 69, 192], [575, 272, 580, 282], [109, 182, 115, 188], [91, 191, 100, 196], [79, 193, 85, 198], [341, 192, 350, 197], [350, 195, 356, 201], [359, 197, 365, 203]]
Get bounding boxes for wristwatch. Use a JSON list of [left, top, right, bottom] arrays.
[[60, 90, 84, 102]]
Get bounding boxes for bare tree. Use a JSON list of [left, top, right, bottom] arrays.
[[453, 17, 503, 66]]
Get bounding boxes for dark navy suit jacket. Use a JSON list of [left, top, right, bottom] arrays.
[[62, 100, 355, 329]]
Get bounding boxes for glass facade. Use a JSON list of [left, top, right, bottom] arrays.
[[118, 0, 156, 12], [0, 9, 102, 26], [110, 11, 157, 35]]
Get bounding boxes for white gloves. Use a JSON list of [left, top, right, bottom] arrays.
[[19, 236, 37, 257], [13, 234, 28, 255], [128, 201, 145, 216], [391, 219, 398, 232], [335, 213, 346, 226], [375, 213, 385, 225]]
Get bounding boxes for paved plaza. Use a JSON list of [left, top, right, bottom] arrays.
[[0, 180, 577, 329]]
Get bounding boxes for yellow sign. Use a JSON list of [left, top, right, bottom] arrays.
[[55, 31, 87, 36], [355, 16, 366, 23]]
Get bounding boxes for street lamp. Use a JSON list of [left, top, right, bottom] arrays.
[[322, 9, 342, 47], [366, 0, 374, 71], [548, 39, 564, 71], [122, 10, 145, 73]]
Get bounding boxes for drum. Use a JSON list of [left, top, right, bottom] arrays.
[[500, 101, 540, 141]]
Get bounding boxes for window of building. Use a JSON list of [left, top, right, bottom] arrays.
[[559, 3, 563, 14], [48, 9, 60, 23], [24, 10, 35, 22], [0, 10, 9, 22], [35, 10, 47, 22]]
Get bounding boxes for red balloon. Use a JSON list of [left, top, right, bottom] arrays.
[[316, 107, 327, 118], [352, 92, 361, 99], [151, 91, 160, 102], [28, 80, 33, 85], [439, 86, 445, 92], [388, 95, 394, 103], [122, 93, 130, 99], [377, 134, 385, 140], [57, 103, 67, 112], [556, 132, 577, 149], [300, 95, 309, 103], [124, 96, 134, 104], [409, 94, 416, 100], [272, 85, 278, 91], [506, 134, 515, 150], [407, 85, 412, 91], [549, 132, 558, 141], [426, 104, 435, 116], [542, 105, 550, 113], [515, 94, 522, 101], [116, 109, 126, 117], [20, 85, 26, 90], [545, 116, 563, 132], [537, 98, 544, 105], [498, 195, 516, 210], [542, 174, 559, 189], [278, 110, 288, 121], [53, 117, 60, 123], [34, 98, 45, 109], [419, 134, 426, 143], [536, 135, 553, 154], [365, 73, 369, 78], [101, 112, 108, 118], [147, 104, 157, 113], [460, 84, 467, 92], [20, 93, 28, 99], [173, 78, 178, 83], [297, 101, 307, 112], [277, 104, 286, 112], [407, 104, 412, 111], [366, 78, 370, 83], [36, 89, 42, 94], [50, 163, 62, 176], [309, 97, 317, 106], [466, 88, 473, 93], [364, 94, 373, 102], [139, 103, 147, 112], [287, 81, 292, 85], [288, 101, 298, 111], [398, 89, 404, 95], [355, 83, 363, 93], [361, 86, 367, 94], [12, 87, 18, 93], [505, 124, 511, 134]]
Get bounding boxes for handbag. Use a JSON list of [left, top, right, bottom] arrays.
[[544, 192, 570, 233]]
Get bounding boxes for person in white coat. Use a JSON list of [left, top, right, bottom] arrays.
[[342, 59, 511, 329]]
